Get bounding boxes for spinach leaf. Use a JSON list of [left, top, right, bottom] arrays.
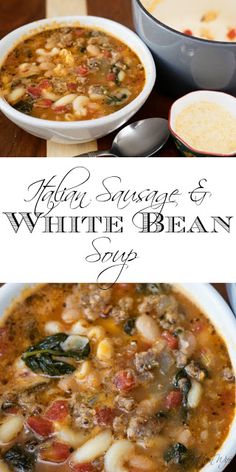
[[14, 98, 33, 115], [22, 333, 90, 377], [164, 443, 188, 464], [173, 369, 191, 407], [3, 444, 36, 472], [124, 318, 136, 335], [106, 95, 124, 105]]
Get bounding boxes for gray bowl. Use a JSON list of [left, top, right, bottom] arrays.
[[132, 0, 236, 97]]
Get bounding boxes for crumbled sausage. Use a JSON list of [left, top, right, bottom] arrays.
[[185, 361, 207, 382], [70, 284, 111, 321], [134, 347, 160, 373], [59, 32, 74, 47], [159, 312, 181, 330], [115, 395, 136, 412], [73, 403, 95, 429], [110, 297, 134, 324], [138, 295, 178, 319], [51, 78, 68, 94], [173, 350, 188, 368], [113, 414, 129, 438], [127, 415, 162, 443]]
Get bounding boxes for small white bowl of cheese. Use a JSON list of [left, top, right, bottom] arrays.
[[169, 90, 236, 156]]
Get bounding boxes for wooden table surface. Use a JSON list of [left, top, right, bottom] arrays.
[[0, 0, 177, 157]]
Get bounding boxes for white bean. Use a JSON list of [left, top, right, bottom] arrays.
[[187, 380, 203, 408], [8, 87, 25, 104], [71, 430, 112, 464], [104, 440, 134, 472], [45, 321, 63, 335], [179, 331, 197, 356], [53, 94, 77, 108], [56, 427, 86, 448], [118, 70, 126, 82], [136, 314, 160, 344], [87, 44, 100, 56], [73, 95, 90, 118], [129, 454, 155, 471], [176, 427, 192, 447], [0, 415, 24, 444], [62, 308, 80, 323], [42, 90, 59, 101]]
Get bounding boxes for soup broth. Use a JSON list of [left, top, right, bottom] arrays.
[[0, 27, 145, 121], [141, 0, 236, 41], [0, 284, 235, 472]]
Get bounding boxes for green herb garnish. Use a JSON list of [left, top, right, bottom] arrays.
[[22, 333, 90, 377]]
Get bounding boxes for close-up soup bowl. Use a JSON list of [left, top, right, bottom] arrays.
[[0, 16, 156, 144], [132, 0, 236, 97], [0, 283, 235, 472]]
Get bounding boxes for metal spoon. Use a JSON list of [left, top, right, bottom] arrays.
[[76, 118, 170, 157]]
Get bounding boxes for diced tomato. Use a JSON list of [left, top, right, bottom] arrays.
[[53, 105, 70, 113], [227, 28, 236, 40], [114, 369, 137, 392], [76, 65, 89, 76], [95, 407, 116, 426], [165, 390, 183, 409], [183, 29, 193, 36], [35, 99, 53, 108], [103, 50, 112, 58], [161, 331, 179, 350], [0, 327, 9, 357], [27, 86, 42, 98], [75, 28, 84, 37], [38, 79, 50, 89], [6, 407, 20, 415], [71, 464, 95, 472], [27, 416, 54, 438], [67, 82, 77, 91], [45, 400, 69, 422], [106, 72, 116, 82], [40, 441, 70, 463]]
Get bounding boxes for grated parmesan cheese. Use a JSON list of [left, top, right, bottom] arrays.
[[174, 101, 236, 154]]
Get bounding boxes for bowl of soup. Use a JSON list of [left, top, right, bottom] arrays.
[[0, 283, 235, 472], [0, 16, 156, 144], [132, 0, 236, 97]]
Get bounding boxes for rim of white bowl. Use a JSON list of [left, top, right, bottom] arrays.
[[0, 16, 156, 129], [169, 90, 236, 157], [0, 282, 235, 472], [135, 0, 236, 46]]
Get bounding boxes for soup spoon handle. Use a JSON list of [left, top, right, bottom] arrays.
[[75, 149, 115, 157]]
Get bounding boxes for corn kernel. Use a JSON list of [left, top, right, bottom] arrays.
[[97, 338, 114, 361]]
